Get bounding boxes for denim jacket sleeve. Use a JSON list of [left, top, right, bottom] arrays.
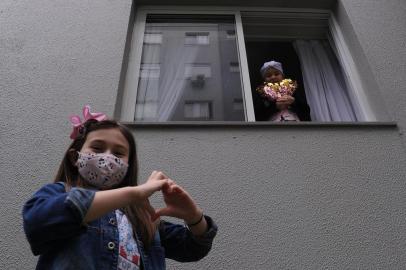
[[22, 182, 96, 256], [159, 215, 218, 262]]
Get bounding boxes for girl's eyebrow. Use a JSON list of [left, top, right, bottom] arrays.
[[114, 145, 128, 152], [89, 140, 105, 145]]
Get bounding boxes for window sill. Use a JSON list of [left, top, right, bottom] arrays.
[[122, 121, 397, 128]]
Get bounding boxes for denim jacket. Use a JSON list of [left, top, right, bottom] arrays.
[[23, 182, 217, 270]]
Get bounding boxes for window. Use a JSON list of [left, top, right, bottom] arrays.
[[144, 32, 162, 44], [123, 13, 246, 121], [184, 101, 212, 120], [229, 62, 239, 73], [184, 64, 212, 79], [120, 6, 375, 122], [139, 64, 160, 79], [185, 32, 210, 45], [226, 30, 236, 39]]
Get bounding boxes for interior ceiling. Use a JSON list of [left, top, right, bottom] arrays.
[[136, 0, 336, 10], [242, 11, 330, 41], [136, 0, 334, 41]]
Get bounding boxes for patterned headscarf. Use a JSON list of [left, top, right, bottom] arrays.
[[260, 60, 284, 78]]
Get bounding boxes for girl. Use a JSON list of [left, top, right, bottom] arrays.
[[256, 60, 311, 122], [22, 106, 217, 270]]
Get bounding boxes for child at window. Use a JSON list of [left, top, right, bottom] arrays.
[[22, 105, 217, 270], [255, 60, 310, 121]]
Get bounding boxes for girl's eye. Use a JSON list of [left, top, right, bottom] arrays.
[[91, 146, 103, 152], [114, 152, 125, 157]]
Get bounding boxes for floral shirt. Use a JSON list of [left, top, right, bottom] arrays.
[[116, 210, 141, 270]]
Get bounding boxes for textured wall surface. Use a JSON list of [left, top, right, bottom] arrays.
[[1, 0, 406, 269], [0, 0, 132, 268], [135, 126, 406, 269]]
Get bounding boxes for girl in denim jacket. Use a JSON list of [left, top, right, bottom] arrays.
[[23, 105, 217, 270]]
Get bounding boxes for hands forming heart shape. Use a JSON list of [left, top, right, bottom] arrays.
[[138, 171, 203, 225]]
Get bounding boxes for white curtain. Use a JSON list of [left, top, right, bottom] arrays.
[[136, 26, 199, 121], [293, 40, 359, 121], [156, 40, 199, 121]]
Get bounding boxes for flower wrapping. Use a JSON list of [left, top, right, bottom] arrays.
[[256, 79, 297, 101]]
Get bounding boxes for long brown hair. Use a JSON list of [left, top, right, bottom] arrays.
[[54, 119, 156, 246]]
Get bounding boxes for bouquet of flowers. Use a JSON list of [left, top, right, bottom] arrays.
[[256, 79, 297, 101]]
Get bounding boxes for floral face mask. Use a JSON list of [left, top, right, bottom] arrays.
[[76, 152, 128, 189]]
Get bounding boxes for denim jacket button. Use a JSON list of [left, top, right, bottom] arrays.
[[109, 218, 116, 226], [107, 242, 115, 250]]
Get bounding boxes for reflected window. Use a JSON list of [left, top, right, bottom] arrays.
[[233, 98, 244, 111], [229, 62, 239, 73], [185, 32, 210, 45], [226, 29, 236, 39], [140, 64, 160, 79], [184, 64, 211, 79], [144, 32, 162, 44], [184, 101, 212, 120]]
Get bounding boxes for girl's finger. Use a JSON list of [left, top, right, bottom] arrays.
[[163, 179, 176, 194], [172, 185, 183, 194], [156, 171, 169, 180], [152, 179, 169, 193], [167, 179, 175, 186], [154, 207, 173, 218]]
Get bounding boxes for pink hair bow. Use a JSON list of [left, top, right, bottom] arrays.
[[69, 105, 107, 139]]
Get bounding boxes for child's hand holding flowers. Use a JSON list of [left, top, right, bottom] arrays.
[[256, 79, 297, 110]]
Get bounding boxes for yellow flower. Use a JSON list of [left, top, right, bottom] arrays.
[[280, 79, 291, 87]]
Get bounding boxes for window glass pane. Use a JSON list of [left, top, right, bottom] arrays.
[[135, 14, 245, 121]]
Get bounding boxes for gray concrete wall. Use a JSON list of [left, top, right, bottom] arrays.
[[1, 0, 405, 269], [137, 125, 406, 269], [0, 0, 132, 268]]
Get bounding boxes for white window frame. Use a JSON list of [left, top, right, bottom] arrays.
[[120, 5, 376, 122], [328, 16, 375, 121]]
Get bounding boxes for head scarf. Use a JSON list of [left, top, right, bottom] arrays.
[[260, 60, 284, 78]]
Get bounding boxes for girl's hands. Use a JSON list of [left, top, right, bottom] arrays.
[[134, 171, 170, 217], [138, 171, 208, 236], [153, 179, 202, 224], [136, 171, 169, 200], [276, 95, 295, 110]]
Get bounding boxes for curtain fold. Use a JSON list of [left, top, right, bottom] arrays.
[[156, 41, 198, 121], [136, 27, 199, 121], [293, 40, 359, 121]]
